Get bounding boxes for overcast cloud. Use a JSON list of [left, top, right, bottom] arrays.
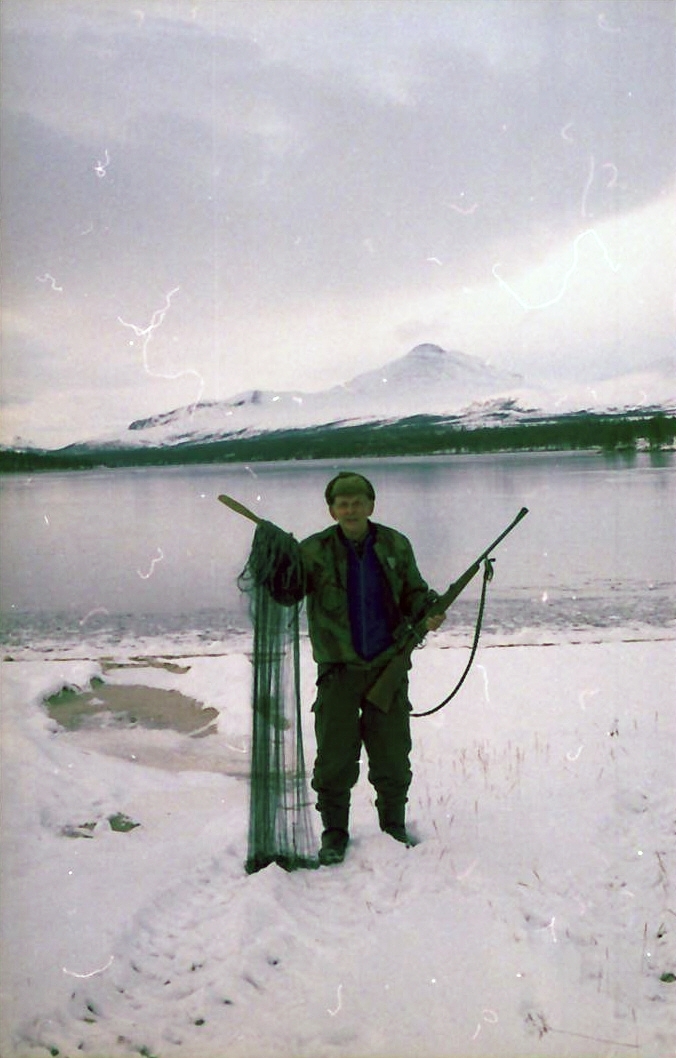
[[1, 0, 674, 447]]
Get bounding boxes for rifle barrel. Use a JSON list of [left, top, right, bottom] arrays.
[[477, 506, 529, 563], [435, 506, 529, 613]]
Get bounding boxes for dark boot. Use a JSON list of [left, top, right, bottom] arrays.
[[318, 805, 349, 866], [318, 828, 349, 866], [382, 823, 411, 845], [377, 803, 412, 846]]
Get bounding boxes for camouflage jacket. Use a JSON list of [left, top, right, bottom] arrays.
[[286, 521, 437, 666]]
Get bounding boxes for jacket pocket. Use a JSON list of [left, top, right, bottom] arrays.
[[317, 582, 345, 618], [311, 663, 344, 711]]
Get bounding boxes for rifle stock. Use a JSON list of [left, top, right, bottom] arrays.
[[366, 507, 528, 711]]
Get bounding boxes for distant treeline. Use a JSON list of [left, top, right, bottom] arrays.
[[1, 411, 674, 473]]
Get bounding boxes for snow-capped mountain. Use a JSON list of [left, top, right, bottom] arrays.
[[117, 345, 526, 448], [70, 344, 675, 452], [329, 343, 522, 407]]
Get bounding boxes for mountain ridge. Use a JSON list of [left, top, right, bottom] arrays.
[[2, 344, 674, 460], [115, 343, 674, 451]]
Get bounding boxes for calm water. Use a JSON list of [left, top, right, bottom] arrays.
[[1, 451, 674, 648]]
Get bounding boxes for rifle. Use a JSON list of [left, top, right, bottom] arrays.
[[219, 492, 528, 712], [366, 506, 529, 712]]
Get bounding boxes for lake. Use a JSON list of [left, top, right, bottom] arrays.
[[1, 451, 674, 649]]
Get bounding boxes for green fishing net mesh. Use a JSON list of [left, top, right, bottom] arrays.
[[238, 520, 319, 873]]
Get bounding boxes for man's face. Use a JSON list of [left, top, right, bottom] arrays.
[[329, 492, 374, 540]]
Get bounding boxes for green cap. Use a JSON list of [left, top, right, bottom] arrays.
[[324, 472, 376, 505]]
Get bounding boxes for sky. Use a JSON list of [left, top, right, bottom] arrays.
[[1, 0, 675, 448]]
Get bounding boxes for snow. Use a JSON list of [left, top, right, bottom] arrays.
[[1, 627, 675, 1058]]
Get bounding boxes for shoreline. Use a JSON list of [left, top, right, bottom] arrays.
[[2, 619, 674, 664]]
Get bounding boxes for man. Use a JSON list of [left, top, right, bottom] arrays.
[[284, 471, 444, 866]]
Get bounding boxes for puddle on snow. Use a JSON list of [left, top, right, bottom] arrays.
[[45, 681, 219, 736], [44, 681, 250, 774]]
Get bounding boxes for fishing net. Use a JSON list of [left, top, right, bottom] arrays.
[[238, 520, 319, 874]]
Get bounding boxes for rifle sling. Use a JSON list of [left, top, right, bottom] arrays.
[[410, 558, 493, 718]]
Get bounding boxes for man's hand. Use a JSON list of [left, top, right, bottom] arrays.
[[425, 612, 445, 632]]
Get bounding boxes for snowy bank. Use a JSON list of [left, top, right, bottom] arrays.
[[1, 630, 675, 1058]]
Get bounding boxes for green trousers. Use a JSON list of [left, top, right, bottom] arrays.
[[311, 662, 412, 832]]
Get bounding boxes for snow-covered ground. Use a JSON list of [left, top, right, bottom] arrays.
[[1, 625, 675, 1058]]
